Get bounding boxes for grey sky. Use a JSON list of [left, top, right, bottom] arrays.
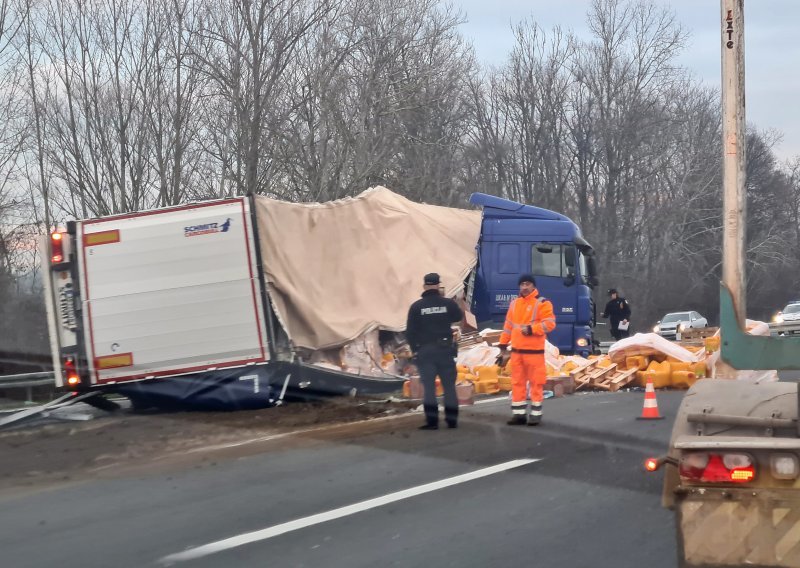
[[453, 0, 800, 161]]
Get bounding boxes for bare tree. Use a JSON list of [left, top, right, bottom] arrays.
[[190, 0, 332, 198]]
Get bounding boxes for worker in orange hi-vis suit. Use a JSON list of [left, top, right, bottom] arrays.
[[498, 274, 556, 426]]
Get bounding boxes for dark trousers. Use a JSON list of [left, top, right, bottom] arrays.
[[416, 345, 458, 426], [610, 323, 630, 341]]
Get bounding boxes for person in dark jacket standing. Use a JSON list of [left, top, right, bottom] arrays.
[[406, 273, 463, 430], [602, 288, 632, 341]]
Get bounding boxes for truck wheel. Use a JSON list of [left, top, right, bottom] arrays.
[[84, 393, 121, 412], [128, 396, 154, 413]]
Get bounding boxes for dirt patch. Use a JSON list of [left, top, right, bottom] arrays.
[[0, 397, 418, 497]]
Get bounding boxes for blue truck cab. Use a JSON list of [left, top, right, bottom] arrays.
[[468, 193, 599, 356]]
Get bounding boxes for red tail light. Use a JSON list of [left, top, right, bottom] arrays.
[[64, 357, 80, 387], [680, 452, 756, 483], [51, 232, 64, 263]]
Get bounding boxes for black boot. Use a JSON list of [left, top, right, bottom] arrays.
[[507, 415, 527, 426], [421, 403, 438, 430], [445, 407, 458, 429], [528, 402, 543, 426]]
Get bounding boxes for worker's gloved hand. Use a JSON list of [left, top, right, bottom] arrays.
[[496, 347, 510, 367], [521, 325, 533, 336]]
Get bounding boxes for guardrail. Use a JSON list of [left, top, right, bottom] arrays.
[[598, 341, 614, 354], [0, 372, 56, 403], [770, 322, 800, 336]]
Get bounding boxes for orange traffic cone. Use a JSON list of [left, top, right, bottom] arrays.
[[637, 377, 664, 420]]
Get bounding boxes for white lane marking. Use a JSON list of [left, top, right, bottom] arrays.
[[159, 458, 540, 565], [473, 395, 509, 405]]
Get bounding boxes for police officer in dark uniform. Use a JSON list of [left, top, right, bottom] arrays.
[[602, 288, 632, 341], [405, 273, 463, 430]]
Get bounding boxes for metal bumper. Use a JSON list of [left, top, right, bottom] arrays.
[[676, 487, 800, 567]]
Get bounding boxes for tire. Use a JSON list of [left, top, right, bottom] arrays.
[[84, 393, 121, 412]]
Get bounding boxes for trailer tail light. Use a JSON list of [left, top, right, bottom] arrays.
[[679, 452, 755, 483], [64, 357, 80, 387], [771, 454, 800, 480], [644, 456, 677, 473], [51, 232, 64, 263], [644, 458, 660, 472]]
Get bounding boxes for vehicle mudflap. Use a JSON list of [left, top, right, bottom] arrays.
[[676, 486, 800, 567]]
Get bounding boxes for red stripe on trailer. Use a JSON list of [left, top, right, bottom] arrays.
[[94, 358, 266, 384]]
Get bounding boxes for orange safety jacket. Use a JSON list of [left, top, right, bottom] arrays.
[[498, 289, 556, 351]]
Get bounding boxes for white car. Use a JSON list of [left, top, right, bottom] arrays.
[[653, 311, 708, 340], [774, 302, 800, 324]]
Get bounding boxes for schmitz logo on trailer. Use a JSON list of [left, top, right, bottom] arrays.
[[184, 218, 232, 237]]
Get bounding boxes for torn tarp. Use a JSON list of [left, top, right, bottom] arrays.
[[113, 365, 280, 411], [254, 187, 481, 351]]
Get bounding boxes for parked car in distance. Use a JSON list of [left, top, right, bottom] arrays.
[[773, 301, 800, 324], [653, 311, 708, 340]]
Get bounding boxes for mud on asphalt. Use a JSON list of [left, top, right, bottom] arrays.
[[0, 396, 419, 497]]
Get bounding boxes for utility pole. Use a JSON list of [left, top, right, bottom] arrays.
[[721, 0, 747, 326]]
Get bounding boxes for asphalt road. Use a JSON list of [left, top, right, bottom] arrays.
[[0, 390, 685, 568]]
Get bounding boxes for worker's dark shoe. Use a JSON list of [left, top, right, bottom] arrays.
[[507, 415, 527, 426], [527, 415, 541, 426], [446, 421, 458, 429], [419, 423, 439, 430]]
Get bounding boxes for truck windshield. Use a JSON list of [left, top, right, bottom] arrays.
[[531, 244, 569, 278]]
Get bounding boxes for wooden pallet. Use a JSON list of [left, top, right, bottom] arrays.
[[593, 367, 639, 392], [458, 332, 484, 349], [568, 359, 598, 387], [680, 327, 718, 340], [571, 361, 639, 392], [582, 364, 618, 390], [572, 361, 620, 391], [480, 331, 504, 345]]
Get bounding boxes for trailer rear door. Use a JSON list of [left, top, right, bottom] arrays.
[[78, 198, 269, 385]]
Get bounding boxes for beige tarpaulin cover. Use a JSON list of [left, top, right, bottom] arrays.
[[254, 187, 482, 350]]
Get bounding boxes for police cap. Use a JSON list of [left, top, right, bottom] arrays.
[[424, 273, 441, 285]]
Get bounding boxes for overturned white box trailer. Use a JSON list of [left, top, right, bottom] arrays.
[[41, 189, 480, 409]]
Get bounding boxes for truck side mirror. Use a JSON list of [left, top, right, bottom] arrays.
[[564, 246, 576, 268], [586, 257, 598, 288]]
